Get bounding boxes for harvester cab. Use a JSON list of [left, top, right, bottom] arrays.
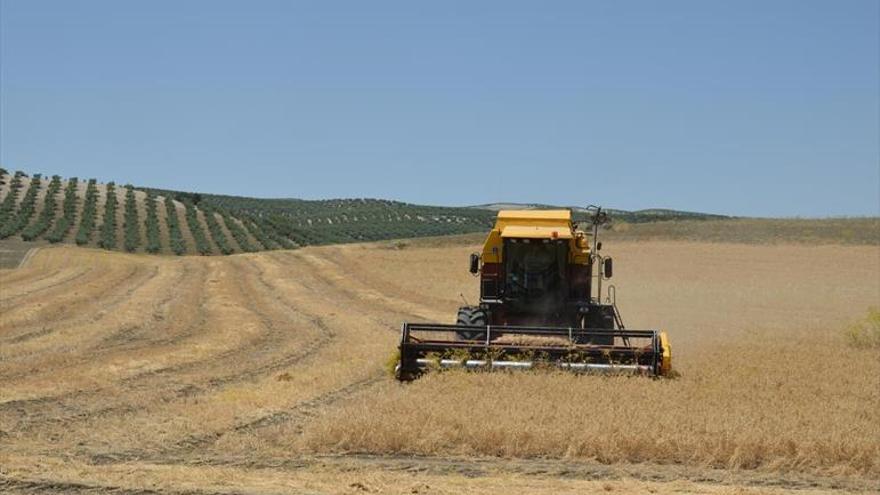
[[395, 206, 672, 381]]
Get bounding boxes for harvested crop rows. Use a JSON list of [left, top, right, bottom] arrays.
[[1, 240, 878, 494]]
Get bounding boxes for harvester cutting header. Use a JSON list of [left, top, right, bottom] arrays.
[[395, 206, 672, 380]]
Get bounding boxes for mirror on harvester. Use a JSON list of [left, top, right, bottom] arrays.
[[469, 253, 480, 274], [604, 257, 613, 278]]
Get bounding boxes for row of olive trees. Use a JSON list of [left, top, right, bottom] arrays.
[[144, 191, 162, 254], [163, 195, 187, 255], [183, 200, 212, 255], [1, 174, 41, 239], [123, 185, 140, 252], [21, 175, 62, 241], [245, 215, 295, 249], [0, 171, 25, 227], [98, 182, 117, 249], [237, 216, 277, 250], [75, 180, 100, 245], [47, 178, 79, 243], [0, 172, 397, 255], [216, 208, 257, 252], [0, 171, 288, 255], [200, 204, 234, 254]]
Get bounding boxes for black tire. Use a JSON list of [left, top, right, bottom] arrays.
[[579, 304, 615, 345], [455, 306, 487, 341]]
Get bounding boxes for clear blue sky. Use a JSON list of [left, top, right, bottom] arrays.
[[2, 1, 878, 216]]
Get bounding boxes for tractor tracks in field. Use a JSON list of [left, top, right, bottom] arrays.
[[110, 254, 335, 399], [0, 264, 129, 342], [138, 251, 414, 462], [0, 263, 164, 378], [96, 260, 199, 351], [230, 371, 385, 436], [86, 252, 397, 465], [7, 247, 413, 479], [0, 261, 209, 427], [0, 265, 93, 305], [0, 259, 251, 426], [0, 249, 388, 437], [86, 255, 346, 462], [88, 371, 388, 467], [5, 260, 181, 352], [0, 477, 240, 495], [15, 246, 41, 269], [0, 246, 42, 283], [146, 372, 387, 464], [197, 256, 335, 388], [1, 254, 339, 451], [0, 264, 163, 412], [2, 253, 290, 399], [322, 248, 460, 316], [0, 263, 153, 350], [3, 454, 873, 495], [309, 455, 880, 493], [288, 250, 435, 325]]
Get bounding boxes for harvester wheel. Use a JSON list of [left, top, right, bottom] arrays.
[[579, 304, 616, 345], [455, 306, 487, 341]]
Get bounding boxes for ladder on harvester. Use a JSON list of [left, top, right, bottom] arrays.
[[607, 285, 630, 347]]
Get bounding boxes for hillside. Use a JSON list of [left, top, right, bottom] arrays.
[[471, 202, 729, 223], [0, 169, 498, 256], [147, 188, 495, 247], [6, 168, 871, 257], [0, 169, 265, 256]]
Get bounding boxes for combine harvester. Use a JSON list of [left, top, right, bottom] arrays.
[[395, 207, 672, 380]]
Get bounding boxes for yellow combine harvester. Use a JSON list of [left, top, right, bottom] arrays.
[[395, 207, 671, 380]]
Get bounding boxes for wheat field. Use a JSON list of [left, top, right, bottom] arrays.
[[1, 239, 878, 494], [287, 242, 880, 476]]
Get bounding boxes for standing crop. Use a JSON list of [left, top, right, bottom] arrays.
[[183, 200, 212, 255], [123, 185, 141, 252], [144, 191, 162, 253], [1, 174, 42, 239], [164, 195, 187, 255], [21, 175, 62, 241], [75, 180, 99, 245], [47, 178, 79, 243], [98, 182, 118, 250]]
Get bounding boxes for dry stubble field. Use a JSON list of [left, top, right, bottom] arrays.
[[0, 238, 878, 494]]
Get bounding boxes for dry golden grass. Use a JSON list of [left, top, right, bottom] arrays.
[[297, 343, 879, 476], [385, 217, 880, 248], [5, 451, 858, 495], [276, 242, 880, 479], [606, 217, 880, 245], [1, 239, 878, 493]]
